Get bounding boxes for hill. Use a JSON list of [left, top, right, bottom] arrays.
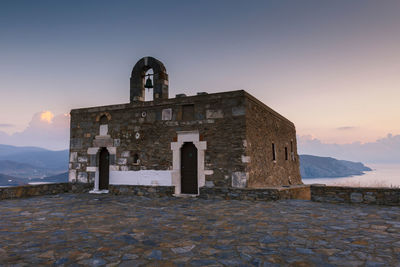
[[0, 144, 68, 186], [0, 160, 63, 179], [300, 154, 372, 178], [0, 144, 68, 171]]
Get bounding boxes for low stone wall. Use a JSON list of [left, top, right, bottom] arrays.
[[5, 183, 398, 206], [0, 183, 92, 200], [199, 185, 310, 201], [109, 185, 175, 197], [311, 184, 400, 205]]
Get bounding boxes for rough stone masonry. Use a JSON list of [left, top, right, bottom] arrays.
[[69, 56, 302, 195]]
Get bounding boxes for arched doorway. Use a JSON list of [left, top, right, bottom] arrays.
[[181, 142, 198, 194], [99, 147, 109, 190]]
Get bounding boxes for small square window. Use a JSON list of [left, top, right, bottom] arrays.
[[182, 105, 194, 121]]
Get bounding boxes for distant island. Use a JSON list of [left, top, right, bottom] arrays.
[[0, 144, 372, 186], [300, 154, 372, 178]]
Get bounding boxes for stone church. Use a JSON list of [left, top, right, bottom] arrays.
[[69, 56, 302, 194]]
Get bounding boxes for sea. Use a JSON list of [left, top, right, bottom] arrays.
[[303, 163, 400, 187]]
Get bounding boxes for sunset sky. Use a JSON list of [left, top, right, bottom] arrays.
[[0, 0, 399, 149]]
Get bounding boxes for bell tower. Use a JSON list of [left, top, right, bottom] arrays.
[[130, 56, 169, 102]]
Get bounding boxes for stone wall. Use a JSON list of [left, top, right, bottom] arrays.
[[70, 89, 303, 190], [311, 185, 400, 205], [69, 91, 247, 188], [0, 183, 92, 200], [199, 185, 310, 201], [245, 94, 302, 187], [109, 185, 174, 197]]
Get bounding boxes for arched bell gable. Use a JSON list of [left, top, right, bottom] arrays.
[[130, 56, 169, 102]]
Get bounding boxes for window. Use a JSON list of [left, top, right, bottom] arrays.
[[133, 153, 140, 164], [290, 140, 295, 161], [272, 143, 276, 161], [100, 115, 108, 124], [285, 147, 288, 160], [182, 104, 194, 121], [99, 115, 108, 136]]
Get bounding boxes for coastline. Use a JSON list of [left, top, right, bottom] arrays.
[[303, 163, 400, 187]]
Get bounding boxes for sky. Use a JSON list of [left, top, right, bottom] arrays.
[[0, 0, 399, 153]]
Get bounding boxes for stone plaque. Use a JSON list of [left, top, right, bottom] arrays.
[[93, 137, 113, 147], [68, 170, 76, 182], [99, 124, 108, 136], [231, 172, 248, 188], [232, 106, 245, 116], [162, 108, 172, 120], [77, 172, 88, 183], [69, 152, 78, 162], [206, 109, 223, 119]]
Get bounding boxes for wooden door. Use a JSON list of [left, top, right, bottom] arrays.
[[99, 148, 109, 190], [181, 142, 198, 194]]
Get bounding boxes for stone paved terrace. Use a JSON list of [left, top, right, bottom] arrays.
[[0, 194, 399, 266]]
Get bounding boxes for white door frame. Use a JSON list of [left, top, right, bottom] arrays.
[[171, 131, 207, 195], [87, 146, 116, 193]]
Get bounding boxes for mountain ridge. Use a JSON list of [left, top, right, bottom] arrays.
[[0, 160, 64, 179], [300, 154, 371, 178], [0, 144, 68, 170]]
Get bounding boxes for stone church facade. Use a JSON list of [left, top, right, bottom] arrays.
[[69, 57, 302, 194]]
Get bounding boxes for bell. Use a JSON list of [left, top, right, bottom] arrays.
[[144, 76, 153, 89]]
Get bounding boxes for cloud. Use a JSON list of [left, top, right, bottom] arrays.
[[298, 133, 400, 163], [40, 111, 55, 123], [0, 111, 70, 150], [0, 123, 14, 128], [336, 126, 356, 131]]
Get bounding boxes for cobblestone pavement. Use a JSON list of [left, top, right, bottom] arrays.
[[0, 194, 399, 266]]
